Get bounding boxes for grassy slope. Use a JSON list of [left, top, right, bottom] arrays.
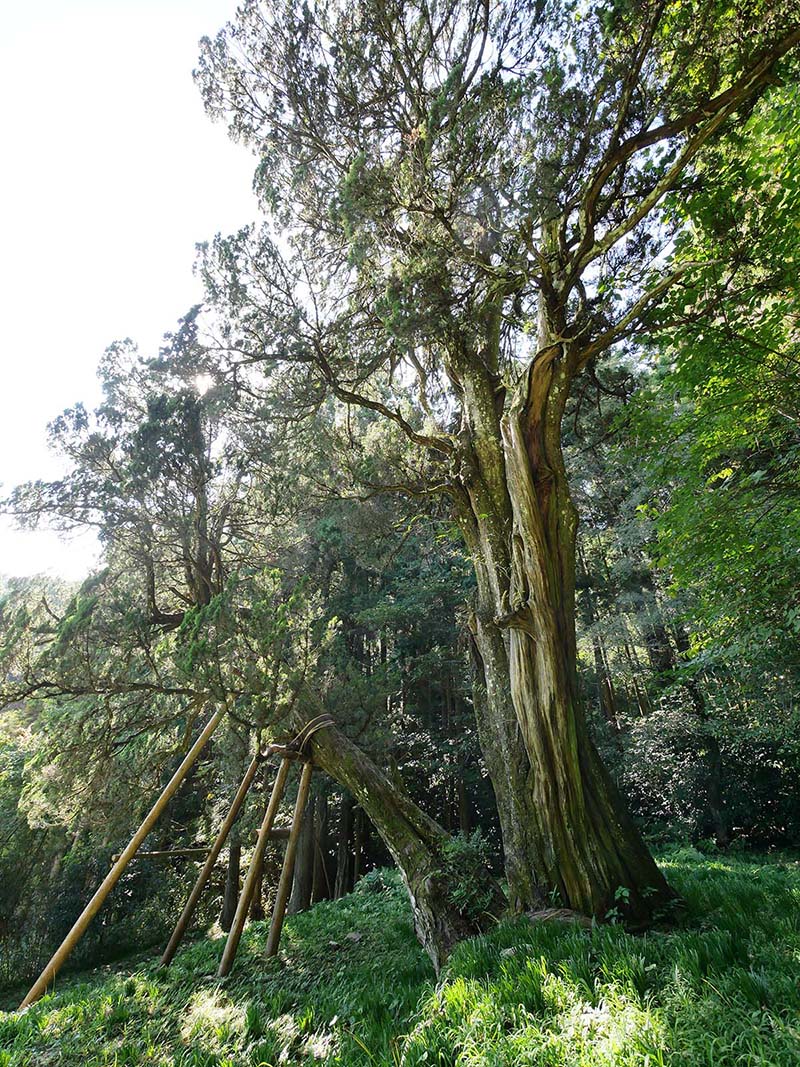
[[1, 851, 799, 1066]]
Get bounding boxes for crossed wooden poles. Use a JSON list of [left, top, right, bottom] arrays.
[[19, 709, 333, 1010]]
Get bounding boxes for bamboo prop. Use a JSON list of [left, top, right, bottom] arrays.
[[161, 750, 261, 966], [249, 852, 265, 920], [217, 756, 291, 977], [20, 707, 224, 1010], [266, 760, 314, 957]]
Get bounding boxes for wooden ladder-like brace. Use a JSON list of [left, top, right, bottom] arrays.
[[19, 711, 333, 1009]]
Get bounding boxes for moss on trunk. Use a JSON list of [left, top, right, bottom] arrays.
[[292, 713, 504, 972], [452, 325, 675, 922]]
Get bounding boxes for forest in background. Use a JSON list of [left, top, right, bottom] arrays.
[[0, 0, 799, 1015]]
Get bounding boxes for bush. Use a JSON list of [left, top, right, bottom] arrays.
[[440, 830, 497, 924]]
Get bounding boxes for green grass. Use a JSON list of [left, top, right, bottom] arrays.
[[2, 852, 799, 1065]]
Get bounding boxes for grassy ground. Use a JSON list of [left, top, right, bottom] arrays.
[[1, 851, 799, 1066]]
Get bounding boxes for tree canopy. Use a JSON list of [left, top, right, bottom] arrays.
[[2, 0, 800, 993]]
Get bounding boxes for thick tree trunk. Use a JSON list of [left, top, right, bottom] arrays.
[[301, 716, 504, 973], [453, 322, 674, 922], [466, 579, 548, 912]]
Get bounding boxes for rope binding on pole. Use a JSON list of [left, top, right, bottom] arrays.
[[259, 713, 335, 763]]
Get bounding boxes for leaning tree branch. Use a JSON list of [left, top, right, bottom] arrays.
[[315, 347, 455, 456]]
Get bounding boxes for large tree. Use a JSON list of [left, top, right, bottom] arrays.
[[194, 0, 800, 918]]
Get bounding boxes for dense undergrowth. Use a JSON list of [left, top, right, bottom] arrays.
[[1, 851, 799, 1066]]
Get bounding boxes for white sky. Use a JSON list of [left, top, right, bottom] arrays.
[[0, 0, 258, 582]]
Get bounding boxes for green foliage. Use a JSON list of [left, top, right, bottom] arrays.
[[3, 0, 800, 1001], [439, 831, 498, 925], [638, 85, 800, 665], [2, 854, 800, 1065], [352, 868, 394, 895]]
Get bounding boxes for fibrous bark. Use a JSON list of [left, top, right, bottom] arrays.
[[455, 319, 674, 921]]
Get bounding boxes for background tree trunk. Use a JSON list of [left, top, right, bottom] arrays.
[[673, 626, 729, 846], [312, 793, 331, 903], [220, 836, 240, 932], [334, 792, 353, 899], [288, 793, 315, 915], [248, 855, 265, 921], [457, 765, 471, 835], [352, 808, 364, 885]]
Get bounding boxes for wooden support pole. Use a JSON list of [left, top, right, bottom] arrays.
[[217, 756, 291, 977], [161, 751, 261, 966], [117, 831, 289, 864], [266, 760, 314, 958], [20, 707, 224, 1010]]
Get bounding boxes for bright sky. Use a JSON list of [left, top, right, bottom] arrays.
[[0, 0, 258, 582]]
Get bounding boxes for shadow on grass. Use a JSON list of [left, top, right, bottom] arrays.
[[401, 850, 800, 1067], [1, 871, 432, 1066], [2, 855, 799, 1066]]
